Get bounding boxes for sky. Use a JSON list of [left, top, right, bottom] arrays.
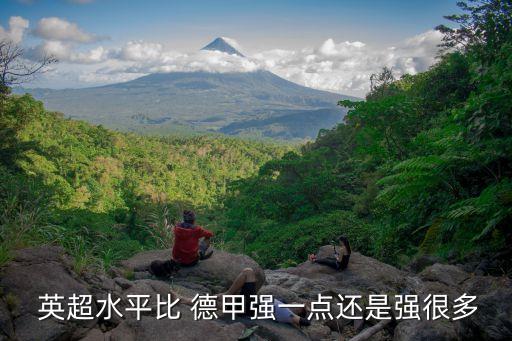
[[1, 0, 461, 96]]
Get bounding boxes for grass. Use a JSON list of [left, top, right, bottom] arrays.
[[0, 243, 11, 266]]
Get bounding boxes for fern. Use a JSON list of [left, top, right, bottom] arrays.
[[443, 180, 512, 241]]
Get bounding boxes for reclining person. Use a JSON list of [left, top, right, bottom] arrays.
[[171, 267, 311, 329], [308, 235, 351, 271], [172, 210, 214, 266]]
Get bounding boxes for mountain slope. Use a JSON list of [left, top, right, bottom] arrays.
[[21, 70, 354, 139], [18, 38, 358, 139]]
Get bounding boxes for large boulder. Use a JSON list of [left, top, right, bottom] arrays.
[[78, 328, 108, 341], [258, 284, 300, 303], [419, 264, 470, 287], [110, 316, 246, 341], [393, 320, 457, 341], [284, 247, 407, 293], [457, 275, 512, 340], [405, 254, 442, 273], [248, 319, 310, 340], [0, 299, 14, 339], [121, 248, 266, 292], [265, 269, 331, 299], [120, 249, 169, 272], [0, 245, 97, 341]]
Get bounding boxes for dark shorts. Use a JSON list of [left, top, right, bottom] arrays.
[[240, 282, 257, 315]]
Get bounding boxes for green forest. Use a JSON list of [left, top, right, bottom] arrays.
[[0, 95, 288, 271], [221, 1, 512, 268], [1, 1, 511, 273]]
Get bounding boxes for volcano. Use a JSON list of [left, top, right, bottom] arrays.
[[18, 38, 357, 139]]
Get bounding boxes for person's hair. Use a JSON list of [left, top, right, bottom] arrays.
[[183, 210, 195, 224], [338, 235, 351, 254]]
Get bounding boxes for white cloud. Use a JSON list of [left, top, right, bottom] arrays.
[[25, 29, 443, 96], [252, 30, 443, 96], [28, 41, 109, 64], [0, 16, 30, 43], [219, 36, 244, 53], [114, 41, 164, 62], [33, 17, 104, 43], [108, 41, 259, 74]]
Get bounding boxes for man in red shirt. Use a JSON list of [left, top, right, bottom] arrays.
[[172, 210, 214, 266]]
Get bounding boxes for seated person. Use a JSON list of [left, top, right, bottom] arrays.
[[308, 235, 351, 271], [172, 210, 214, 266], [171, 267, 311, 329]]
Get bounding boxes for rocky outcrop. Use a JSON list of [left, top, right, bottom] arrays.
[[457, 275, 512, 340], [0, 246, 97, 341], [120, 248, 266, 292], [109, 317, 246, 341], [1, 244, 511, 341], [284, 247, 407, 293], [393, 320, 458, 341]]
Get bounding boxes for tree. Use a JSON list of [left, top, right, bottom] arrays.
[[0, 40, 57, 94], [367, 67, 397, 100], [436, 0, 512, 61]]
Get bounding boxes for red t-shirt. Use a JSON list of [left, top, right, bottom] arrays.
[[172, 224, 213, 265]]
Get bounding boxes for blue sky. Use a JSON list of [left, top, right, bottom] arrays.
[[3, 0, 459, 50], [1, 0, 462, 95]]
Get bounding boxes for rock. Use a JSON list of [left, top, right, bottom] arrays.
[[123, 279, 171, 297], [306, 322, 332, 340], [236, 318, 310, 341], [258, 285, 300, 303], [114, 277, 133, 290], [83, 272, 118, 292], [265, 269, 330, 299], [10, 245, 68, 264], [393, 320, 457, 341], [121, 248, 266, 292], [13, 313, 76, 341], [405, 255, 442, 273], [458, 276, 512, 340], [108, 266, 124, 279], [419, 264, 470, 287], [120, 249, 169, 272], [462, 275, 511, 295], [404, 276, 462, 305], [109, 319, 135, 341], [286, 249, 407, 293], [110, 316, 246, 341], [133, 271, 151, 280], [0, 246, 98, 341], [80, 328, 107, 341], [3, 243, 511, 341], [0, 300, 14, 339]]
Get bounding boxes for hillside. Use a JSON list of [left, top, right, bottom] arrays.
[[220, 5, 512, 272], [0, 94, 289, 268], [18, 70, 353, 139]]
